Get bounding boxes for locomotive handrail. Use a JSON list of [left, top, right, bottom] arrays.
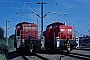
[[15, 22, 34, 27], [47, 22, 65, 27]]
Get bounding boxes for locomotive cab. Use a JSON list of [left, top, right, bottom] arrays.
[[14, 22, 38, 52], [43, 22, 76, 52]]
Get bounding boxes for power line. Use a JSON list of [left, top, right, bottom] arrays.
[[64, 0, 86, 13], [19, 0, 61, 22], [45, 0, 87, 23], [70, 9, 90, 23], [43, 3, 58, 17], [20, 2, 47, 36], [22, 2, 40, 17], [20, 0, 31, 21], [72, 10, 90, 23], [43, 0, 61, 17]]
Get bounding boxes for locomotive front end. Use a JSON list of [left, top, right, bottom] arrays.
[[14, 22, 38, 53]]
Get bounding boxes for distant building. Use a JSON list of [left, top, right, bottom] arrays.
[[79, 36, 90, 41], [79, 36, 90, 47]]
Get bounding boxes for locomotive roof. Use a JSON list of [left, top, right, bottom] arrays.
[[47, 22, 65, 27], [16, 22, 34, 27]]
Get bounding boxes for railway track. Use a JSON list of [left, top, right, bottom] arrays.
[[20, 50, 90, 60], [60, 51, 90, 60], [8, 49, 90, 60], [21, 53, 49, 60], [74, 48, 90, 51], [73, 45, 90, 51]]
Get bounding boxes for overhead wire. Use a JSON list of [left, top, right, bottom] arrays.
[[74, 23, 90, 35], [71, 9, 90, 24], [45, 0, 87, 23], [68, 0, 90, 28], [71, 16, 90, 36], [72, 16, 90, 27], [18, 0, 32, 21], [20, 0, 61, 21], [44, 0, 61, 17], [44, 0, 62, 23], [64, 0, 86, 13], [22, 2, 40, 17], [69, 9, 90, 31], [20, 0, 25, 21]]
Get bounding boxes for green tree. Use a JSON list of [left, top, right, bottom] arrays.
[[0, 26, 4, 39], [9, 34, 15, 39], [8, 34, 15, 48]]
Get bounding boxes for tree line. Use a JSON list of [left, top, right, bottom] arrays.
[[0, 26, 15, 60], [0, 26, 15, 39]]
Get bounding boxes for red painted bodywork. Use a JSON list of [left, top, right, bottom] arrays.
[[15, 22, 38, 41], [43, 22, 73, 40]]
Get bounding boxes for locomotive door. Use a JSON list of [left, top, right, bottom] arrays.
[[15, 28, 21, 49]]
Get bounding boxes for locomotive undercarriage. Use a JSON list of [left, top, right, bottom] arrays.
[[14, 39, 38, 53], [45, 40, 75, 52]]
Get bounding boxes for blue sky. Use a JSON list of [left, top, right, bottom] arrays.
[[0, 0, 90, 37]]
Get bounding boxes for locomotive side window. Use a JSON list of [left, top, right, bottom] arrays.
[[68, 29, 72, 34], [60, 29, 65, 32], [49, 25, 52, 28], [52, 24, 56, 28], [46, 27, 48, 30]]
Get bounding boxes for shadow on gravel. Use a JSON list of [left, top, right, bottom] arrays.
[[8, 49, 90, 60], [37, 50, 62, 54], [7, 50, 22, 59], [33, 53, 49, 60], [21, 51, 49, 60], [7, 49, 31, 60], [21, 50, 61, 60], [7, 50, 50, 60], [7, 49, 69, 60]]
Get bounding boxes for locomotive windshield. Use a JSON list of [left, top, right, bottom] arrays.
[[68, 29, 72, 34]]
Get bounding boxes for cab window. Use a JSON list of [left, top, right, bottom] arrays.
[[49, 25, 52, 28], [52, 24, 56, 28], [68, 29, 72, 34]]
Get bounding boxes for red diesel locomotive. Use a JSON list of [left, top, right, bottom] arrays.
[[14, 22, 38, 52], [43, 22, 75, 51], [14, 22, 76, 52]]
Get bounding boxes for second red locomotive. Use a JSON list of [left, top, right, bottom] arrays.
[[43, 22, 75, 52]]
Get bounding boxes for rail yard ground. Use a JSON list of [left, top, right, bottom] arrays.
[[7, 48, 90, 60]]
